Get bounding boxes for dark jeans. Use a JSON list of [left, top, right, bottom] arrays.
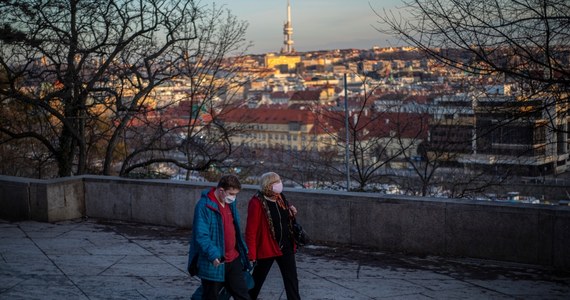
[[201, 259, 251, 300], [249, 252, 300, 300]]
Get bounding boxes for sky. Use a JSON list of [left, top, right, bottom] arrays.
[[208, 0, 404, 55]]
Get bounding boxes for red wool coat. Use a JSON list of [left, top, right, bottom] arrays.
[[245, 194, 291, 260]]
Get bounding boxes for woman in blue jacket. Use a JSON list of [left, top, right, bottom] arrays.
[[188, 175, 251, 300]]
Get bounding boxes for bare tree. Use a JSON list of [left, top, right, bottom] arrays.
[[0, 0, 249, 178], [374, 0, 570, 192], [376, 0, 570, 90], [312, 80, 410, 191], [0, 0, 197, 177], [393, 94, 507, 198], [376, 0, 570, 152], [110, 4, 252, 178]]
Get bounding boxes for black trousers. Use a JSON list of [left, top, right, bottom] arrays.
[[249, 252, 300, 300], [201, 259, 251, 300]]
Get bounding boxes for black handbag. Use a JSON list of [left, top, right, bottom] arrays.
[[292, 218, 310, 247], [188, 254, 198, 276], [282, 194, 310, 247]]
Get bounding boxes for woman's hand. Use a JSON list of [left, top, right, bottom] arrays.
[[289, 205, 297, 216]]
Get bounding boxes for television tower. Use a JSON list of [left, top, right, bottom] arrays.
[[282, 0, 294, 54]]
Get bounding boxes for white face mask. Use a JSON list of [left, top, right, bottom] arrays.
[[272, 181, 283, 194], [220, 189, 236, 204], [224, 195, 236, 204]]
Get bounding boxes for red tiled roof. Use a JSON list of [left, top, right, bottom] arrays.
[[270, 91, 290, 99], [221, 107, 317, 124], [219, 108, 429, 139], [220, 107, 340, 135], [322, 111, 430, 140], [290, 90, 321, 101]]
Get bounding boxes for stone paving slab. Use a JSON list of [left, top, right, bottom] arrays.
[[1, 219, 569, 299]]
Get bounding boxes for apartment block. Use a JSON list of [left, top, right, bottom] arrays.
[[427, 90, 569, 176], [220, 107, 336, 152]]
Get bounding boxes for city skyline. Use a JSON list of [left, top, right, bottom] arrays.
[[214, 0, 403, 54]]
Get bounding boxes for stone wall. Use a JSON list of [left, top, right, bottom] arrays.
[[0, 176, 84, 222], [1, 174, 569, 270]]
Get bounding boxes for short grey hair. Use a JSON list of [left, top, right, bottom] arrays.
[[259, 172, 281, 195]]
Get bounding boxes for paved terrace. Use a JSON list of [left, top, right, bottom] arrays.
[[1, 218, 569, 299]]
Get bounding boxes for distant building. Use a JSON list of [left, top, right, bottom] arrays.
[[426, 93, 476, 164], [220, 106, 429, 170], [426, 90, 569, 176], [472, 93, 568, 176], [220, 107, 335, 152], [374, 93, 430, 113], [288, 89, 334, 108], [265, 53, 301, 74], [270, 91, 292, 105]]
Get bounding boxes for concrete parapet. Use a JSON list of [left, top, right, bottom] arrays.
[[0, 176, 36, 220], [0, 176, 84, 222], [0, 174, 569, 270], [82, 175, 217, 227], [44, 177, 85, 222]]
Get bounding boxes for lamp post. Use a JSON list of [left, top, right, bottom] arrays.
[[344, 73, 350, 191]]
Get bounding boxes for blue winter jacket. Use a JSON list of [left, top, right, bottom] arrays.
[[187, 188, 250, 282]]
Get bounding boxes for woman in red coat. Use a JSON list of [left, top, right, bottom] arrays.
[[245, 172, 301, 300]]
